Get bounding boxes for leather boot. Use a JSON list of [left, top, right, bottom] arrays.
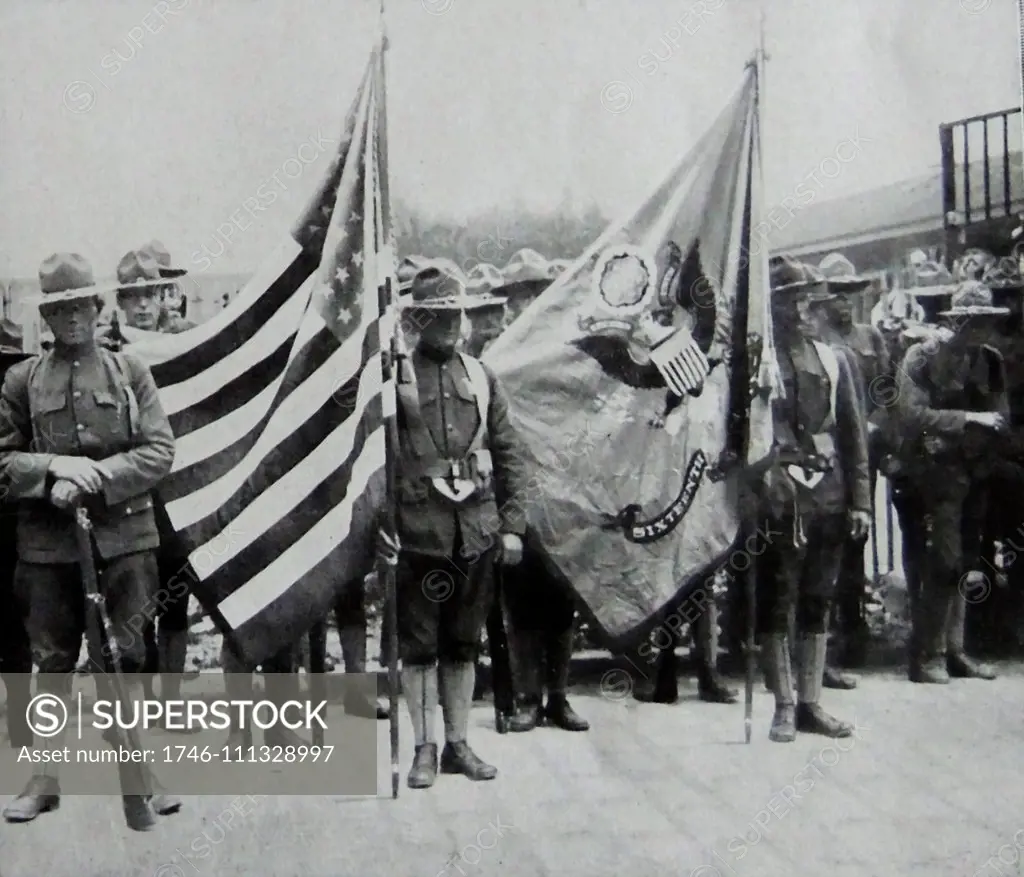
[[263, 672, 312, 748], [3, 685, 67, 825], [3, 775, 61, 823], [507, 696, 543, 732], [795, 634, 853, 738], [695, 604, 738, 704], [542, 626, 589, 730], [947, 651, 996, 679], [909, 592, 951, 683], [632, 643, 679, 703], [338, 624, 389, 718], [3, 673, 33, 748], [544, 693, 589, 731], [506, 626, 543, 731], [823, 665, 858, 690], [122, 678, 172, 830], [402, 664, 438, 788], [764, 634, 796, 743], [439, 662, 496, 781], [945, 592, 996, 679]]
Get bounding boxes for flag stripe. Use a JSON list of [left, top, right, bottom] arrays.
[[166, 332, 295, 439], [127, 45, 392, 663], [159, 325, 343, 497], [226, 472, 381, 642], [151, 243, 316, 390], [166, 321, 379, 540], [217, 419, 385, 628], [191, 374, 383, 581]]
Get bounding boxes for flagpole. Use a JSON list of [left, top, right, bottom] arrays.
[[742, 8, 768, 746], [376, 0, 402, 800]]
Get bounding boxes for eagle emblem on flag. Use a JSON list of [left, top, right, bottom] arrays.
[[570, 238, 721, 402]]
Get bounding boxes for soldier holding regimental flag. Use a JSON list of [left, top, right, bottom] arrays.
[[386, 263, 528, 789], [754, 257, 870, 743]]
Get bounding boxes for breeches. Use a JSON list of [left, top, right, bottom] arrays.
[[16, 551, 159, 686], [397, 529, 495, 666], [896, 477, 983, 656], [757, 513, 847, 635]]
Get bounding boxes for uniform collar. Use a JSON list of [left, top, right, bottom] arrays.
[[416, 341, 457, 365], [51, 340, 99, 361]]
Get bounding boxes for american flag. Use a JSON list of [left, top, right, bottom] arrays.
[[127, 44, 393, 664]]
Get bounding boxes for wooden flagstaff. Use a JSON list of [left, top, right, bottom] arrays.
[[740, 9, 770, 746], [377, 0, 402, 800]]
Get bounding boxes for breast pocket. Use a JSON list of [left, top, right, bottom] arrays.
[[91, 389, 130, 445], [31, 392, 72, 452]]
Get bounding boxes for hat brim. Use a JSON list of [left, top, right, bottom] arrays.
[[31, 284, 117, 307], [158, 266, 188, 278], [467, 295, 508, 309], [398, 295, 497, 312], [938, 307, 1010, 317], [909, 285, 954, 297], [771, 280, 824, 295], [491, 279, 551, 299], [117, 276, 178, 293], [805, 293, 840, 306], [827, 277, 872, 292]]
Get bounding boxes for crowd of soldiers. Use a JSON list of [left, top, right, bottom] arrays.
[[1, 235, 1022, 826]]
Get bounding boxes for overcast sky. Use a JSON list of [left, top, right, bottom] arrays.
[[0, 0, 1019, 277]]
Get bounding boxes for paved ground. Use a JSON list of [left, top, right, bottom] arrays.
[[1, 666, 1023, 877]]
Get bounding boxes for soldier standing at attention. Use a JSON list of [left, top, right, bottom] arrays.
[[0, 253, 179, 827], [385, 264, 527, 788], [815, 254, 890, 672], [113, 246, 198, 718], [755, 257, 871, 742], [894, 281, 1003, 684]]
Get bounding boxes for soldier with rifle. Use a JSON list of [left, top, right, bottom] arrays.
[[754, 256, 870, 743], [387, 264, 527, 789], [0, 253, 179, 829]]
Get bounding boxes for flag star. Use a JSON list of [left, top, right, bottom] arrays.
[[349, 211, 361, 225], [352, 251, 364, 267], [337, 307, 353, 324], [336, 266, 350, 284], [320, 205, 332, 218]]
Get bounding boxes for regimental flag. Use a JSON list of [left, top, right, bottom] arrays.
[[484, 68, 776, 645], [127, 45, 393, 664]]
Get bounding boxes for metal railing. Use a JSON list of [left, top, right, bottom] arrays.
[[940, 107, 1023, 230]]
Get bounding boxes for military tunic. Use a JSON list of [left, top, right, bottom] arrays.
[[395, 347, 527, 665], [757, 337, 870, 634], [0, 343, 175, 678], [894, 341, 1008, 661], [824, 323, 889, 654]]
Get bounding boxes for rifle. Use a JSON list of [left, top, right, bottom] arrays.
[[485, 565, 514, 733], [75, 507, 157, 831]]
